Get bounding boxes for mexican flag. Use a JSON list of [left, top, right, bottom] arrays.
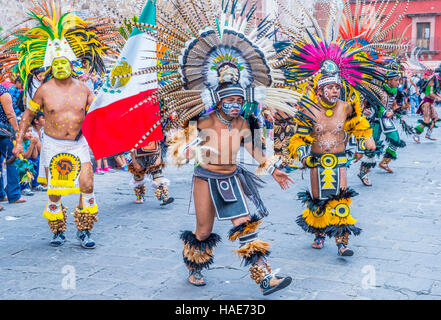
[[82, 0, 163, 160]]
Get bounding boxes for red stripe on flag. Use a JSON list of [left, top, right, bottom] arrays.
[[82, 89, 163, 160]]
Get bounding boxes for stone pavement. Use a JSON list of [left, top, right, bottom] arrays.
[[1, 115, 441, 300]]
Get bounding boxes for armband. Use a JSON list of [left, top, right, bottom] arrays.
[[296, 145, 310, 162], [296, 125, 312, 135], [28, 99, 41, 113], [256, 156, 282, 176], [356, 137, 366, 153]]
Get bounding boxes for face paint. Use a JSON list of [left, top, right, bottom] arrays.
[[323, 85, 340, 104], [51, 57, 72, 80], [221, 102, 243, 117]]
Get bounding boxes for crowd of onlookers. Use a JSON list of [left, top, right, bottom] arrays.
[[399, 72, 441, 114]]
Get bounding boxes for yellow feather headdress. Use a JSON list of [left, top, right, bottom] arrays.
[[0, 0, 121, 93]]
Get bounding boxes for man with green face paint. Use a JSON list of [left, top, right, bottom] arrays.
[[13, 54, 98, 249], [2, 3, 118, 250], [51, 57, 72, 80]]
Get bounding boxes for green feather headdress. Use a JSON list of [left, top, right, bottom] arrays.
[[0, 0, 121, 94]]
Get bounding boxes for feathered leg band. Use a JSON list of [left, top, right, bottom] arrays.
[[180, 231, 221, 271], [228, 215, 272, 284], [296, 189, 362, 238]]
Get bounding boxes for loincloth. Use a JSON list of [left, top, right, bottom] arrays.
[[191, 165, 269, 220], [38, 134, 91, 196], [310, 152, 348, 200]]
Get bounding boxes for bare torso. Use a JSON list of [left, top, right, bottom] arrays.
[[309, 100, 351, 154], [306, 99, 352, 198], [198, 112, 250, 174], [38, 78, 92, 140]]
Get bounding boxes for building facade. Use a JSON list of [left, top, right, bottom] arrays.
[[347, 0, 441, 64]]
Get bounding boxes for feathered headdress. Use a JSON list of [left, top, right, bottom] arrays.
[[339, 0, 410, 62], [273, 0, 402, 106], [105, 0, 316, 149], [0, 0, 121, 93]]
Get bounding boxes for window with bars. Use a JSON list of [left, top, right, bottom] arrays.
[[416, 22, 431, 50]]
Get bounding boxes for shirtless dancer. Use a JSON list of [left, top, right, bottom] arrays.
[[289, 73, 375, 256], [179, 83, 293, 295], [413, 73, 441, 142], [13, 57, 98, 248]]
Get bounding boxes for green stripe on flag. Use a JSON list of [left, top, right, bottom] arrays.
[[130, 0, 156, 37]]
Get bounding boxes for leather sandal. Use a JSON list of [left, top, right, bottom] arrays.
[[188, 269, 206, 286], [260, 274, 292, 296], [160, 197, 175, 206], [312, 236, 325, 249], [11, 197, 26, 204], [337, 243, 354, 256], [357, 173, 372, 187]]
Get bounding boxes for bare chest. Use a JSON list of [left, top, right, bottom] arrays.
[[43, 87, 88, 114], [312, 103, 348, 136]]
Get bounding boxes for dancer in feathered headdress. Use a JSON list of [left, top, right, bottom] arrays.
[[409, 48, 441, 143], [358, 56, 410, 177], [102, 0, 322, 294], [272, 0, 397, 256], [337, 0, 411, 184], [0, 0, 120, 98], [6, 0, 121, 249]]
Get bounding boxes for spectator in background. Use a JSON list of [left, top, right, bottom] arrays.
[[398, 77, 410, 112], [95, 157, 115, 175], [0, 85, 26, 206], [30, 112, 46, 191], [18, 127, 40, 196], [31, 112, 45, 141], [408, 73, 420, 114], [1, 75, 24, 117], [27, 67, 47, 100], [262, 110, 274, 140], [90, 72, 104, 95], [113, 153, 129, 171]]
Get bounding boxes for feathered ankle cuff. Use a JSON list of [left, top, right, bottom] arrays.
[[180, 231, 221, 271]]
